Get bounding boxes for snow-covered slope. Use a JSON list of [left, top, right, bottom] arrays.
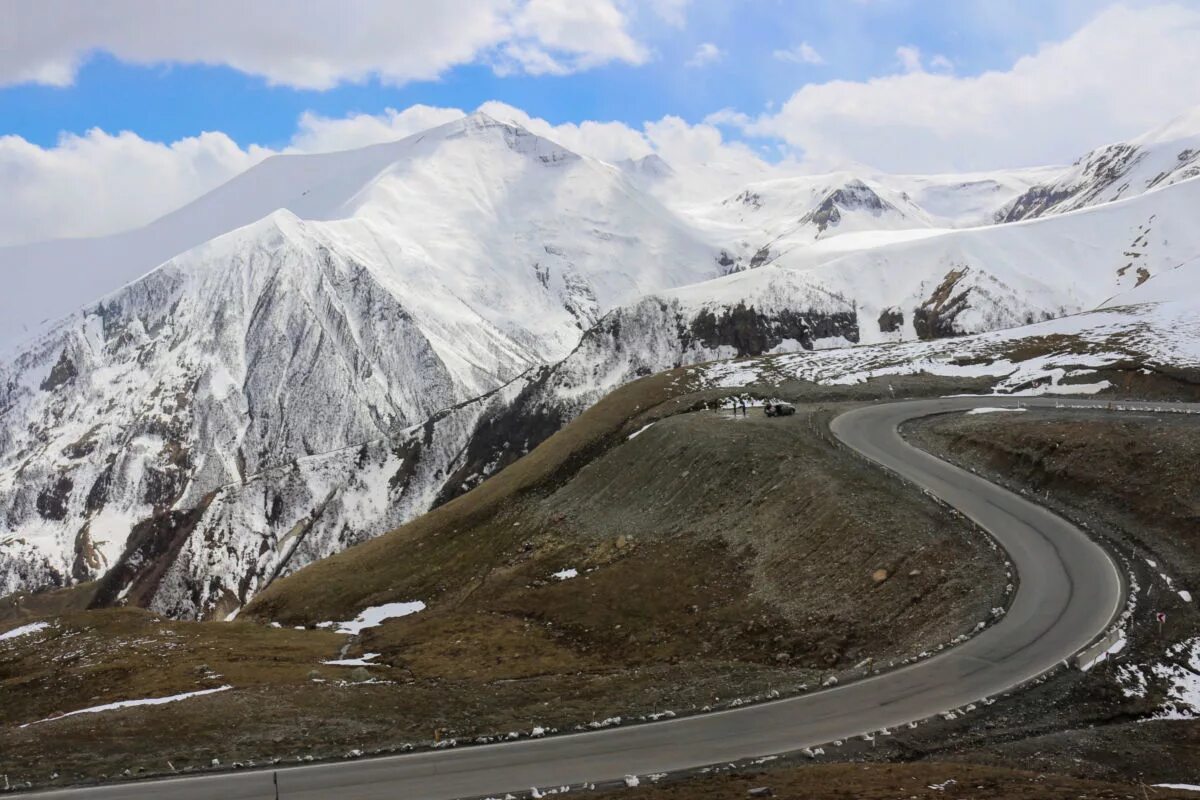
[[748, 173, 1200, 344], [0, 113, 722, 614], [997, 108, 1200, 222], [881, 167, 1062, 226], [0, 114, 716, 358], [489, 172, 1200, 433], [685, 173, 937, 272]]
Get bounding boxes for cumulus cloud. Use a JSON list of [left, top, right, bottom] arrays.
[[645, 0, 692, 28], [288, 106, 468, 153], [895, 45, 923, 73], [2, 0, 651, 90], [928, 54, 954, 73], [685, 43, 723, 68], [773, 42, 825, 65], [743, 3, 1200, 172], [0, 129, 270, 246], [477, 101, 775, 184], [894, 45, 952, 74]]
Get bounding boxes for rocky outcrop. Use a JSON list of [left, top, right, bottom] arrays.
[[800, 180, 893, 234], [913, 269, 972, 340], [684, 303, 858, 355], [996, 127, 1200, 222], [878, 307, 904, 334]]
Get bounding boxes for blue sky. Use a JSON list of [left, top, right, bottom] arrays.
[[2, 0, 1114, 150], [3, 0, 1200, 245]]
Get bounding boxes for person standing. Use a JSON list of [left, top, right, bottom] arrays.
[[740, 397, 747, 417]]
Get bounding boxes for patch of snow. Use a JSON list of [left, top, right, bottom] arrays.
[[1181, 590, 1193, 603], [627, 422, 655, 440], [1155, 785, 1200, 793], [706, 361, 761, 388], [965, 407, 1027, 415], [324, 601, 426, 635], [323, 652, 382, 667], [1154, 638, 1200, 719], [551, 568, 578, 581], [0, 621, 49, 641], [21, 685, 233, 727], [1080, 634, 1127, 672]]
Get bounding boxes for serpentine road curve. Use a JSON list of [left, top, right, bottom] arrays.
[[32, 396, 1179, 800]]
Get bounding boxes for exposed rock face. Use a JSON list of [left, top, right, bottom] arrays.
[[685, 303, 858, 355], [800, 180, 893, 234], [997, 124, 1200, 222], [913, 269, 972, 340], [35, 476, 73, 522], [0, 218, 468, 610], [878, 307, 904, 334], [39, 351, 77, 392], [432, 291, 860, 509]]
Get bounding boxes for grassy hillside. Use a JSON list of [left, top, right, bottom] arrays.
[[248, 368, 1005, 677]]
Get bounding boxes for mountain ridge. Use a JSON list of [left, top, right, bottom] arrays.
[[4, 107, 1200, 617]]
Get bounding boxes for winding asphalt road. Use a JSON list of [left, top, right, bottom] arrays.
[[28, 396, 1174, 800]]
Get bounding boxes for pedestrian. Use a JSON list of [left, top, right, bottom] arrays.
[[740, 397, 747, 417]]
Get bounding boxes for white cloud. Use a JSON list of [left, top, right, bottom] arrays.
[[473, 100, 775, 184], [685, 42, 723, 68], [477, 101, 655, 162], [773, 42, 825, 65], [515, 0, 647, 68], [744, 3, 1200, 172], [895, 45, 923, 73], [928, 54, 954, 73], [0, 129, 270, 246], [1, 0, 650, 90], [288, 106, 468, 153], [703, 108, 752, 127], [894, 45, 952, 74], [646, 0, 693, 28]]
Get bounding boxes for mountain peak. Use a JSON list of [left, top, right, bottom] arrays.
[[1133, 104, 1200, 147], [430, 110, 581, 166], [617, 153, 675, 181]]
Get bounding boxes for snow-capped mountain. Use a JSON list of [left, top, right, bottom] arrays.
[[4, 107, 1200, 618], [473, 172, 1200, 430], [0, 114, 716, 360], [0, 113, 721, 613], [880, 167, 1062, 226], [997, 107, 1200, 222], [685, 173, 937, 272], [617, 153, 675, 183]]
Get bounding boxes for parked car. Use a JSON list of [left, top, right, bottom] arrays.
[[763, 402, 796, 417]]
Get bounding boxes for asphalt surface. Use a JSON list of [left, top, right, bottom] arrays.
[[27, 395, 1170, 800]]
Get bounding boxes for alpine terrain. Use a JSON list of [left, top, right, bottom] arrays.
[[4, 107, 1200, 626]]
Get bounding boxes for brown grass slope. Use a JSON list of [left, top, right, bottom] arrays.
[[243, 366, 1006, 703]]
